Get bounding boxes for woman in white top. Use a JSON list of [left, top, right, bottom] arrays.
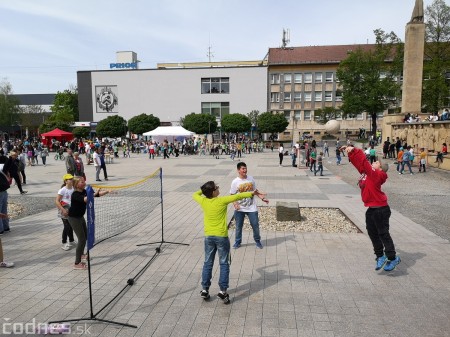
[[278, 143, 284, 167], [56, 174, 76, 251]]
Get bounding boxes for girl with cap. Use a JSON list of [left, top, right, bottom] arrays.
[[55, 174, 76, 251]]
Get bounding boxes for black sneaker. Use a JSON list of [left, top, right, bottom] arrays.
[[200, 290, 210, 300], [217, 292, 230, 304]]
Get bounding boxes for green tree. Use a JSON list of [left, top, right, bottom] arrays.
[[314, 107, 341, 125], [181, 113, 217, 134], [72, 127, 91, 139], [336, 29, 402, 134], [50, 87, 79, 122], [39, 120, 72, 134], [128, 113, 160, 135], [247, 110, 260, 139], [221, 113, 251, 133], [257, 112, 289, 137], [0, 79, 20, 128], [95, 115, 127, 138], [423, 0, 450, 112]]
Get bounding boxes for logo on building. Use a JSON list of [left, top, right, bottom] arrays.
[[96, 86, 118, 113]]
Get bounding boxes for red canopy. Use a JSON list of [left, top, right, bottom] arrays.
[[41, 128, 74, 148]]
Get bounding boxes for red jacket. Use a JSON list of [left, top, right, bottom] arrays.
[[348, 148, 388, 208]]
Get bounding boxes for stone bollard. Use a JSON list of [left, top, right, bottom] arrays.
[[276, 201, 301, 221]]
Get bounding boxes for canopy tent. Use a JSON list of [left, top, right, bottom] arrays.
[[143, 126, 194, 143], [40, 128, 74, 148]]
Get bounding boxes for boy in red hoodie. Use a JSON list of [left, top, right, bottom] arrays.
[[344, 146, 401, 272]]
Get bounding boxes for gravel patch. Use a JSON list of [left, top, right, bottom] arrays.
[[229, 206, 361, 233], [7, 196, 55, 220]]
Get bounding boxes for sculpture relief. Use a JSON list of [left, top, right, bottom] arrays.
[[410, 0, 424, 23]]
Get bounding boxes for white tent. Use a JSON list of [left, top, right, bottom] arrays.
[[142, 126, 194, 142]]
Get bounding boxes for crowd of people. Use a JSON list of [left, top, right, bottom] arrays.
[[403, 109, 450, 123]]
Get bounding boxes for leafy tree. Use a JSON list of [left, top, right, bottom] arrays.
[[72, 127, 91, 139], [50, 87, 78, 121], [314, 107, 341, 124], [0, 79, 19, 127], [39, 120, 72, 134], [181, 113, 217, 134], [423, 0, 450, 112], [95, 115, 127, 138], [221, 113, 251, 133], [128, 113, 160, 135], [336, 29, 402, 134], [247, 110, 260, 139], [257, 112, 289, 137]]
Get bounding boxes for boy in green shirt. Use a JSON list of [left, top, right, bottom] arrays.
[[193, 181, 265, 304]]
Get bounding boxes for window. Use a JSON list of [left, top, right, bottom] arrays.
[[271, 92, 280, 103], [325, 72, 334, 82], [284, 111, 291, 121], [284, 92, 291, 102], [356, 113, 364, 120], [304, 73, 312, 83], [315, 92, 322, 101], [201, 77, 229, 94], [294, 110, 301, 120], [325, 91, 332, 101], [294, 92, 301, 102], [294, 73, 302, 83], [201, 102, 230, 118], [270, 74, 280, 84], [315, 72, 323, 83], [304, 110, 311, 120], [304, 92, 312, 101], [335, 89, 343, 101], [284, 74, 292, 83]]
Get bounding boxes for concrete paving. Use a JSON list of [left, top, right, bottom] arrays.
[[1, 150, 450, 337]]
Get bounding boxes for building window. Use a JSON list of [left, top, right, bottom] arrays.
[[294, 110, 301, 120], [284, 111, 291, 121], [271, 92, 280, 103], [325, 91, 332, 101], [315, 92, 322, 101], [356, 113, 364, 120], [304, 92, 312, 101], [325, 72, 334, 82], [304, 73, 312, 83], [201, 77, 229, 94], [270, 74, 280, 84], [284, 92, 291, 102], [304, 110, 311, 120], [294, 92, 301, 102], [315, 72, 323, 83], [201, 102, 230, 118], [284, 74, 292, 83], [294, 73, 302, 83]]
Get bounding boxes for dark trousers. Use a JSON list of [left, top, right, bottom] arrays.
[[68, 216, 87, 264], [365, 206, 396, 260], [61, 218, 75, 244], [100, 163, 108, 179], [20, 169, 26, 184], [279, 153, 283, 165], [12, 173, 24, 193]]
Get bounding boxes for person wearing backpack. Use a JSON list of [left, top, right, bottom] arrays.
[[399, 146, 413, 175], [369, 145, 377, 164]]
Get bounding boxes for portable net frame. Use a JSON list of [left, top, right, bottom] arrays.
[[49, 167, 187, 329]]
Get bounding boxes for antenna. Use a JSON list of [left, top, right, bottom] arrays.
[[207, 34, 214, 62], [282, 29, 290, 48]]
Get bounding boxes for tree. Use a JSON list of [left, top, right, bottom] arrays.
[[247, 110, 260, 139], [50, 87, 79, 122], [257, 112, 289, 137], [336, 29, 402, 134], [39, 120, 72, 134], [181, 113, 217, 134], [423, 0, 450, 112], [221, 113, 251, 133], [314, 107, 341, 124], [0, 79, 20, 128], [72, 127, 91, 139], [128, 113, 160, 135], [95, 115, 127, 138]]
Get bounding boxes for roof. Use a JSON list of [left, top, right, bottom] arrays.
[[11, 94, 55, 105], [268, 44, 377, 65], [40, 128, 73, 137]]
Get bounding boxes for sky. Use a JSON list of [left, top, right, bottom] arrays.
[[0, 0, 436, 94]]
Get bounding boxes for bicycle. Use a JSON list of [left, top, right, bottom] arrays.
[[54, 151, 65, 161]]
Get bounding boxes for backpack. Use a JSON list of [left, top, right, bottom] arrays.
[[402, 151, 410, 161]]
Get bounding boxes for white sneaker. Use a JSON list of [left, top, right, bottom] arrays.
[[69, 241, 77, 248], [61, 243, 71, 251], [0, 261, 14, 268]]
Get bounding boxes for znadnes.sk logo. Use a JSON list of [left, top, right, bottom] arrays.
[[2, 318, 92, 334]]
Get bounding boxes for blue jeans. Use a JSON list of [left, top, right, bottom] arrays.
[[234, 211, 261, 245], [202, 236, 230, 291], [400, 160, 413, 174], [0, 191, 9, 232]]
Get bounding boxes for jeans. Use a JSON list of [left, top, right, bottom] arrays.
[[95, 166, 101, 180], [68, 216, 87, 264], [0, 191, 9, 232], [366, 206, 396, 260], [400, 160, 413, 174], [234, 211, 261, 245], [314, 164, 323, 176], [202, 236, 230, 291]]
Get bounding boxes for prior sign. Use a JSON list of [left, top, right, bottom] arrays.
[[109, 63, 138, 69]]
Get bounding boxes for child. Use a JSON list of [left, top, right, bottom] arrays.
[[419, 148, 426, 173], [309, 148, 317, 172], [335, 147, 341, 165], [343, 146, 400, 272], [314, 152, 324, 176], [55, 174, 76, 251]]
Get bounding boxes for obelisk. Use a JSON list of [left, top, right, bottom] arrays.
[[401, 0, 425, 115]]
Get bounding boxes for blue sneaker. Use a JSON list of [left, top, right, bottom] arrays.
[[384, 256, 401, 271], [232, 242, 241, 249], [375, 255, 387, 270], [255, 241, 263, 249]]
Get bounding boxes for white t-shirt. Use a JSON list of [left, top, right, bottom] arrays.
[[230, 176, 257, 212], [57, 186, 74, 206], [93, 152, 100, 166], [278, 146, 284, 153]]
